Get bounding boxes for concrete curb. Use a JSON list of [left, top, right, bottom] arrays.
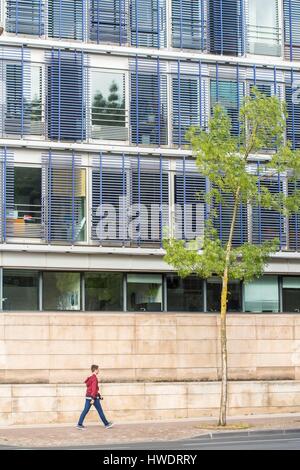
[[196, 427, 300, 440]]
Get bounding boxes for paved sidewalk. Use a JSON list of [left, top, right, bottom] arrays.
[[1, 413, 300, 448]]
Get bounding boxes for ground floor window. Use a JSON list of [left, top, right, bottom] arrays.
[[282, 277, 300, 313], [207, 278, 242, 312], [43, 272, 81, 311], [3, 269, 39, 311], [244, 276, 279, 313], [127, 274, 163, 312], [85, 272, 123, 311], [167, 274, 203, 312]]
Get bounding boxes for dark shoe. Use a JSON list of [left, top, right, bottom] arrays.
[[105, 422, 114, 429], [76, 424, 86, 430]]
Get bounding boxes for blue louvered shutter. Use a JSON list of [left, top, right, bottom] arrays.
[[48, 0, 85, 40], [208, 0, 243, 56], [288, 179, 300, 251], [210, 79, 243, 137], [0, 149, 14, 243], [175, 160, 206, 241], [172, 0, 206, 50], [252, 174, 285, 249], [286, 75, 300, 150], [89, 0, 127, 44], [213, 192, 248, 247], [173, 76, 200, 146], [130, 0, 166, 48], [47, 50, 87, 141], [284, 0, 300, 60], [130, 61, 168, 146], [6, 0, 44, 36], [131, 157, 169, 246], [92, 154, 128, 245], [5, 60, 32, 136], [42, 152, 85, 244]]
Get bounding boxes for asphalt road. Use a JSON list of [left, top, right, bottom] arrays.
[[1, 429, 300, 450]]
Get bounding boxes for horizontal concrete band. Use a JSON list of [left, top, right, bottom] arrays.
[[2, 313, 300, 384], [1, 381, 300, 426]]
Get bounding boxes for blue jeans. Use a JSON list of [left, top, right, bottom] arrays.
[[78, 398, 109, 426]]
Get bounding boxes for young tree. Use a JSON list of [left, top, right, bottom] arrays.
[[163, 89, 300, 426]]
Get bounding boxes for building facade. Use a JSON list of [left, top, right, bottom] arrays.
[[3, 0, 300, 426], [0, 0, 300, 315]]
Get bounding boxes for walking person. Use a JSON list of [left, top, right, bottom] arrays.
[[77, 364, 113, 429]]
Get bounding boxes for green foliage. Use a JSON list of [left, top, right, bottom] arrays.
[[164, 88, 300, 285], [92, 81, 125, 127]]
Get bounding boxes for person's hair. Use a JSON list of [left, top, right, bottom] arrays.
[[91, 364, 99, 372]]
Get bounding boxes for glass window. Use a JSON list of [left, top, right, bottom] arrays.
[[43, 272, 81, 311], [210, 80, 242, 137], [248, 0, 281, 56], [91, 70, 127, 140], [127, 273, 163, 312], [48, 0, 84, 40], [167, 274, 203, 312], [207, 278, 242, 312], [3, 269, 39, 311], [244, 276, 279, 313], [6, 167, 42, 238], [282, 277, 300, 313], [6, 0, 44, 36], [85, 273, 123, 311]]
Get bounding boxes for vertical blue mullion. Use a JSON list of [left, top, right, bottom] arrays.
[[3, 149, 7, 241], [216, 62, 219, 102], [278, 172, 282, 249], [177, 60, 181, 146], [99, 152, 103, 243], [274, 66, 277, 95], [119, 0, 123, 45], [237, 63, 240, 141], [253, 64, 256, 86], [59, 0, 62, 39], [122, 152, 126, 245], [58, 49, 61, 141], [257, 162, 262, 244], [291, 68, 296, 150], [199, 60, 202, 127], [81, 51, 84, 141], [240, 0, 245, 55], [97, 0, 100, 43], [135, 0, 139, 47], [137, 154, 141, 246], [200, 0, 205, 51], [21, 46, 24, 138], [288, 0, 293, 61], [39, 0, 42, 36], [179, 0, 183, 49], [49, 150, 52, 242], [82, 0, 85, 42], [16, 0, 19, 34], [157, 0, 160, 49], [157, 58, 161, 146], [71, 151, 75, 243], [220, 0, 223, 55], [135, 56, 139, 143], [159, 154, 163, 245], [183, 156, 186, 240]]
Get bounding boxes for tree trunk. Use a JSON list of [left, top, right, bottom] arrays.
[[218, 188, 241, 427]]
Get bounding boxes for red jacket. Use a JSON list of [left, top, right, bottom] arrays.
[[85, 374, 99, 399]]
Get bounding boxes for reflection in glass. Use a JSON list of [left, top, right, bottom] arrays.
[[127, 274, 163, 311], [91, 71, 126, 140], [43, 272, 81, 311], [207, 278, 242, 312], [167, 275, 203, 312], [248, 0, 281, 56], [3, 269, 39, 311], [85, 272, 123, 311], [244, 276, 279, 313]]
